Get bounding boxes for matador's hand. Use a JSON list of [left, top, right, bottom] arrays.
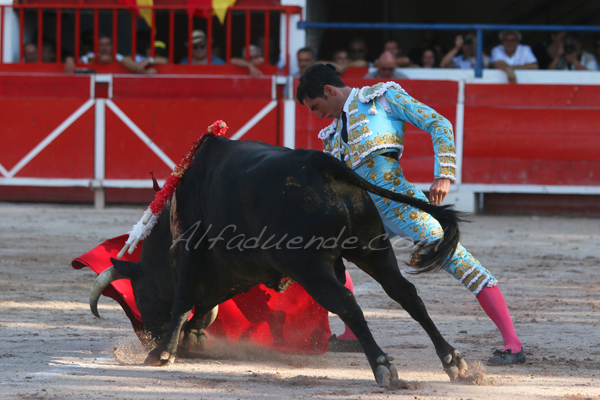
[[429, 178, 451, 205]]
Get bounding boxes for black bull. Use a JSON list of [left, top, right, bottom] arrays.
[[90, 136, 468, 386]]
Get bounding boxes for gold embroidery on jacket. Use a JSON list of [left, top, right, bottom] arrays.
[[349, 113, 367, 125]]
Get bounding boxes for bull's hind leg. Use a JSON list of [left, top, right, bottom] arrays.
[[290, 262, 399, 387], [349, 248, 468, 380]]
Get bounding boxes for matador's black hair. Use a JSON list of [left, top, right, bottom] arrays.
[[296, 63, 347, 105]]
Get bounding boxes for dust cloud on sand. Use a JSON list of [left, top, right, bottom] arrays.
[[0, 203, 599, 399]]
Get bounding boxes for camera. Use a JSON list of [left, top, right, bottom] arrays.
[[563, 39, 576, 55]]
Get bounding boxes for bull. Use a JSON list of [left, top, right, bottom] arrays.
[[90, 135, 468, 386]]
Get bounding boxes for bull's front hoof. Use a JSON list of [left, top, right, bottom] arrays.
[[442, 349, 468, 381], [144, 349, 175, 366], [375, 364, 399, 387], [159, 351, 176, 365], [144, 351, 162, 366]]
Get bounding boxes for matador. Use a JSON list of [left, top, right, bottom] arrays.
[[296, 63, 525, 366]]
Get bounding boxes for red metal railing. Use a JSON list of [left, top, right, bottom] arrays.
[[1, 3, 302, 72]]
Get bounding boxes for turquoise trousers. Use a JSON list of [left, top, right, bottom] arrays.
[[356, 154, 497, 296]]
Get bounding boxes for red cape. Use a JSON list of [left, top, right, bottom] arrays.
[[72, 235, 331, 354]]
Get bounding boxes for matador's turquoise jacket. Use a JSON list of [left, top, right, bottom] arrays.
[[319, 82, 457, 181]]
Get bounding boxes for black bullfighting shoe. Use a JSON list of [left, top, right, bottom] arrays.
[[327, 334, 363, 353], [486, 348, 526, 366]]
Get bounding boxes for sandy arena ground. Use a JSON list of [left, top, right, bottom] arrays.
[[0, 202, 599, 400]]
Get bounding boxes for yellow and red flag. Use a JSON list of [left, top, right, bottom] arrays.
[[212, 0, 238, 24], [120, 0, 239, 26], [118, 0, 154, 28], [187, 0, 238, 24], [137, 0, 154, 28]]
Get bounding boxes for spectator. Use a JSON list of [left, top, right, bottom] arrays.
[[23, 41, 75, 73], [23, 43, 39, 63], [533, 31, 567, 69], [180, 30, 262, 76], [594, 36, 600, 70], [548, 35, 598, 71], [45, 39, 76, 73], [242, 44, 265, 66], [572, 36, 598, 70], [491, 30, 538, 83], [179, 30, 225, 65], [121, 40, 169, 74], [420, 48, 438, 68], [408, 29, 444, 67], [332, 49, 349, 71], [296, 48, 347, 76], [80, 31, 95, 58], [348, 38, 369, 68], [230, 45, 264, 76], [364, 51, 406, 79], [64, 56, 76, 73], [380, 39, 412, 67], [80, 35, 124, 64], [152, 41, 169, 64], [23, 41, 56, 63], [440, 33, 490, 69], [41, 41, 56, 62], [321, 49, 350, 74], [256, 35, 278, 65], [294, 47, 315, 77]]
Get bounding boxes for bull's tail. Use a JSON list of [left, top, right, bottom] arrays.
[[313, 152, 463, 274]]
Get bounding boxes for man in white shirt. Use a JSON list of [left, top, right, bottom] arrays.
[[491, 30, 538, 83], [80, 36, 126, 64]]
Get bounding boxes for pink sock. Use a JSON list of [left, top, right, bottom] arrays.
[[337, 270, 358, 340], [477, 285, 522, 352]]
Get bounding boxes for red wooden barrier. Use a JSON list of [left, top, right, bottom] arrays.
[[0, 75, 94, 179], [0, 73, 279, 186], [107, 76, 279, 180], [463, 84, 600, 185], [1, 73, 599, 207]]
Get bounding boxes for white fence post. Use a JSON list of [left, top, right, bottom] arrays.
[[283, 76, 296, 149], [1, 4, 19, 62], [443, 79, 476, 213], [94, 98, 106, 209], [455, 79, 465, 185]]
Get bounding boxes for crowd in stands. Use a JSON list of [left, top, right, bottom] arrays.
[[302, 30, 600, 83], [22, 28, 267, 76], [21, 28, 600, 81]]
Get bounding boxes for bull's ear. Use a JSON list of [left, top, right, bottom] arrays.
[[109, 258, 141, 279]]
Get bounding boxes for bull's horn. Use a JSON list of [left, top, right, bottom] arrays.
[[202, 306, 219, 330], [90, 267, 128, 318]]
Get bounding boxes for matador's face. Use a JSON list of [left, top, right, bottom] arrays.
[[303, 86, 344, 120]]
